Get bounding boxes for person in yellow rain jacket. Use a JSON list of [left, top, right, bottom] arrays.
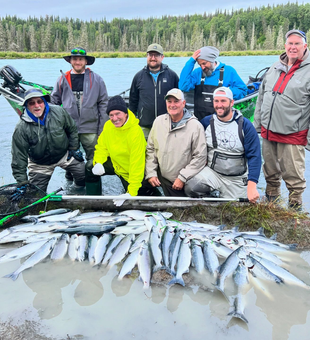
[[85, 95, 158, 204]]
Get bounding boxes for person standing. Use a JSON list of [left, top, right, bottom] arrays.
[[129, 43, 179, 138], [185, 87, 261, 203], [51, 47, 108, 180], [179, 46, 247, 121], [145, 88, 207, 196], [254, 29, 310, 211], [11, 89, 85, 193]]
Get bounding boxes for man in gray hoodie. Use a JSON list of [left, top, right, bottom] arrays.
[[51, 47, 109, 181]]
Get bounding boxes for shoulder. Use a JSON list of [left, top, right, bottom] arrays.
[[200, 115, 212, 129]]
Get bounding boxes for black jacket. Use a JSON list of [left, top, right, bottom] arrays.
[[129, 64, 179, 128]]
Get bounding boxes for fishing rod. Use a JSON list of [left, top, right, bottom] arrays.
[[49, 195, 249, 202], [0, 187, 63, 227]]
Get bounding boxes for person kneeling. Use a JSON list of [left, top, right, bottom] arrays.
[[185, 87, 261, 203], [85, 95, 157, 201]]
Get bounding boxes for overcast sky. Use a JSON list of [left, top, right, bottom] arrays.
[[1, 0, 291, 21]]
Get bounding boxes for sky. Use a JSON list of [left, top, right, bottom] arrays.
[[0, 0, 293, 21]]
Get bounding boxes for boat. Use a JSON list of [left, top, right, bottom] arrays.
[[0, 64, 268, 122]]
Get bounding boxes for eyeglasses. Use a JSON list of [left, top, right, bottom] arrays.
[[71, 48, 86, 55], [147, 52, 162, 58], [27, 99, 44, 106]]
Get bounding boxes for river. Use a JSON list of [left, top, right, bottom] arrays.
[[0, 56, 310, 340]]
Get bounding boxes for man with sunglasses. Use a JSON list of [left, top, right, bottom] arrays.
[[51, 47, 108, 180], [11, 89, 85, 193], [129, 43, 179, 138], [254, 29, 310, 211]]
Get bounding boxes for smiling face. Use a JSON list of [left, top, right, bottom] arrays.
[[166, 96, 186, 122], [109, 110, 128, 127], [70, 56, 87, 74], [285, 34, 307, 65], [27, 97, 45, 118], [213, 94, 234, 121], [147, 52, 164, 71]]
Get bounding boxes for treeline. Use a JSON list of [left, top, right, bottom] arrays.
[[0, 2, 310, 53]]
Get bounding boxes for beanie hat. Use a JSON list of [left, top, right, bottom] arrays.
[[198, 46, 220, 62], [107, 95, 128, 115]]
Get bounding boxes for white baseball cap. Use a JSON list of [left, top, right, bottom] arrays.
[[165, 88, 185, 100], [213, 87, 233, 100]]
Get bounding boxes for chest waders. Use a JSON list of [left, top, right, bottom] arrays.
[[194, 67, 224, 121]]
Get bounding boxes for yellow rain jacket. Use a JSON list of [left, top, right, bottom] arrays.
[[93, 109, 146, 196]]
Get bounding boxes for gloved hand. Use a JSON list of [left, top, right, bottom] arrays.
[[92, 163, 105, 176], [67, 150, 84, 162], [10, 184, 28, 202], [113, 193, 131, 207]]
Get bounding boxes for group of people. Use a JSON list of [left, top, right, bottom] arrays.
[[11, 29, 310, 210]]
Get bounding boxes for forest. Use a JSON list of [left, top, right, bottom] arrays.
[[0, 2, 309, 53]]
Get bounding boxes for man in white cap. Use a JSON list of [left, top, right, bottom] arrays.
[[185, 87, 261, 203], [179, 46, 247, 121], [145, 88, 207, 196], [11, 89, 85, 194], [254, 29, 310, 211], [51, 47, 109, 181], [129, 43, 179, 139]]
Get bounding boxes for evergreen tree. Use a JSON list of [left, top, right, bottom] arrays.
[[67, 21, 74, 50], [276, 25, 284, 50], [263, 25, 275, 50], [0, 20, 7, 51], [79, 22, 88, 50]]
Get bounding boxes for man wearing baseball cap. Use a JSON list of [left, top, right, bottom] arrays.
[[179, 46, 247, 121], [51, 47, 109, 181], [185, 87, 261, 203], [145, 88, 207, 196], [254, 29, 310, 211], [11, 89, 85, 194], [129, 43, 179, 139]]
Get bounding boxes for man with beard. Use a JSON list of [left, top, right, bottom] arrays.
[[129, 43, 179, 138], [185, 87, 261, 203], [179, 46, 247, 121]]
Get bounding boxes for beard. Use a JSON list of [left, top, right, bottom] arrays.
[[215, 105, 231, 119], [202, 63, 215, 77]]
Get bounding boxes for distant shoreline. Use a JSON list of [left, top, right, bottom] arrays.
[[0, 50, 283, 59]]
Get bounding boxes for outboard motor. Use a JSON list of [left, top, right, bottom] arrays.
[[0, 65, 25, 95]]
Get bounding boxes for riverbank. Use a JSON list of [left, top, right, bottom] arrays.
[[0, 50, 283, 59]]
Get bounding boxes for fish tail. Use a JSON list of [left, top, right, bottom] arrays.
[[288, 243, 298, 250], [214, 284, 229, 301], [3, 271, 19, 281], [168, 277, 185, 286], [227, 311, 249, 324], [153, 265, 164, 273]]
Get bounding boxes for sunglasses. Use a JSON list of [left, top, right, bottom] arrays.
[[28, 99, 44, 106], [71, 48, 86, 55]]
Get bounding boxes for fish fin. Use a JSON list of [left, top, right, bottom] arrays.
[[288, 243, 298, 250], [3, 271, 19, 281], [168, 277, 185, 286], [227, 311, 249, 324], [275, 276, 284, 284], [270, 233, 277, 240], [232, 226, 239, 232], [257, 226, 265, 236], [218, 224, 226, 230]]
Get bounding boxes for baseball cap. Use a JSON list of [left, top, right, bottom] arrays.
[[147, 43, 164, 55], [285, 29, 307, 42], [164, 88, 185, 100], [213, 87, 233, 100]]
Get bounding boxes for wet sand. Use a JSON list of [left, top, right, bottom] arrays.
[[0, 245, 310, 340]]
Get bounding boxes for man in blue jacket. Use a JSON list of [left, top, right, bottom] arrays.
[[179, 46, 247, 121], [185, 87, 261, 203], [129, 43, 179, 139]]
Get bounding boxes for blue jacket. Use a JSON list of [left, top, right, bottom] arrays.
[[179, 58, 247, 100], [200, 110, 261, 183]]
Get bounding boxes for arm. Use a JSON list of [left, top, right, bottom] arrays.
[[145, 123, 159, 180], [178, 122, 207, 182], [63, 108, 79, 150], [97, 77, 109, 135], [11, 125, 30, 184], [243, 118, 262, 185], [225, 66, 248, 100], [50, 77, 63, 105], [129, 73, 140, 115], [253, 79, 266, 133], [127, 127, 147, 196], [179, 57, 200, 92]]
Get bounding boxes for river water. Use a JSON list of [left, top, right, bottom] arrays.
[[0, 56, 310, 339]]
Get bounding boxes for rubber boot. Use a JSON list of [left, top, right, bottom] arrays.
[[85, 179, 102, 195]]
